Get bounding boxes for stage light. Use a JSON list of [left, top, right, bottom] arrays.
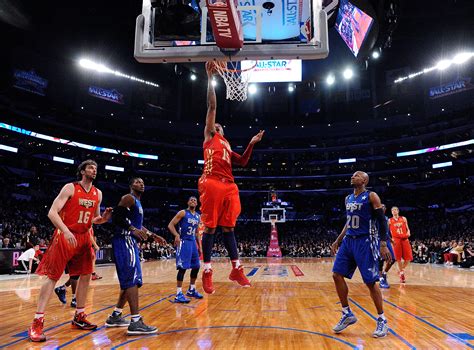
[[288, 84, 294, 92], [53, 156, 74, 164], [343, 68, 353, 80], [211, 79, 217, 87], [326, 74, 335, 85], [105, 165, 124, 172], [190, 73, 197, 81], [371, 50, 380, 59]]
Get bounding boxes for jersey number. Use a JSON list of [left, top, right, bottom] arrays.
[[346, 215, 360, 229], [78, 211, 91, 224], [186, 226, 196, 236], [222, 149, 231, 164]]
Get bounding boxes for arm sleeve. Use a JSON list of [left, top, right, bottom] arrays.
[[112, 206, 131, 234], [231, 143, 254, 167], [374, 208, 388, 241]]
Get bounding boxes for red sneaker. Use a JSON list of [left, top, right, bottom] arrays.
[[28, 317, 46, 342], [229, 266, 251, 287], [91, 273, 102, 280], [71, 312, 98, 330], [202, 269, 215, 294], [399, 272, 406, 283]]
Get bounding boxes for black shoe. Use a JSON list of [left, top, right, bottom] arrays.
[[127, 317, 158, 335], [54, 286, 67, 304], [105, 313, 130, 328], [70, 297, 76, 308]]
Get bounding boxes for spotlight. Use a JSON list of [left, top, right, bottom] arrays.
[[190, 73, 197, 81], [288, 84, 295, 92], [436, 59, 451, 70], [248, 84, 257, 95], [452, 52, 474, 64], [211, 79, 217, 86], [371, 50, 380, 59], [326, 74, 335, 85], [343, 68, 353, 80]]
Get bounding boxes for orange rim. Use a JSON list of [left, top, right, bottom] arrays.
[[214, 60, 258, 73]]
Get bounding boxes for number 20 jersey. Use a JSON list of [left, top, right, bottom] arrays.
[[345, 190, 373, 237], [59, 182, 99, 234], [202, 133, 234, 182]]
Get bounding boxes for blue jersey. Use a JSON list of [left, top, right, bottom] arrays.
[[114, 194, 143, 237], [178, 210, 200, 241], [345, 190, 374, 236]]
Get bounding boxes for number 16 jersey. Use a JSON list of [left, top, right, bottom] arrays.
[[60, 182, 99, 234]]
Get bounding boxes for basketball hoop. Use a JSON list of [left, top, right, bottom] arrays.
[[214, 60, 257, 101]]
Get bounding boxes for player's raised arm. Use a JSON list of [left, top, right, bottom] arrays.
[[47, 183, 77, 247], [231, 130, 265, 167], [204, 62, 217, 142], [168, 210, 186, 246]]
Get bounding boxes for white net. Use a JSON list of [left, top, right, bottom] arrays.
[[214, 60, 257, 101]]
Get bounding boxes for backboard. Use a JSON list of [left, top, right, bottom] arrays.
[[261, 207, 286, 223], [134, 0, 329, 63]]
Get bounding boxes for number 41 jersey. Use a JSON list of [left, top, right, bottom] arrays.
[[60, 182, 99, 234], [345, 190, 373, 236]]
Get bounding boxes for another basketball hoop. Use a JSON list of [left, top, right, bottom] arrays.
[[214, 60, 257, 101]]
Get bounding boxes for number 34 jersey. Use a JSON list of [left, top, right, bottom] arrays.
[[60, 182, 99, 234], [202, 133, 234, 182], [345, 190, 373, 237], [179, 210, 201, 241]]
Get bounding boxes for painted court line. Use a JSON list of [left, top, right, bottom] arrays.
[[349, 298, 416, 350], [110, 325, 360, 349], [383, 298, 474, 349], [55, 293, 175, 349]]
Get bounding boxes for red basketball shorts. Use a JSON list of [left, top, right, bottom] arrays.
[[198, 176, 241, 229], [36, 229, 94, 281], [393, 238, 413, 262]]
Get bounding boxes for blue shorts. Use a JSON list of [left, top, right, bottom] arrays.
[[176, 239, 200, 270], [112, 235, 143, 290], [382, 240, 395, 261], [332, 235, 380, 284]]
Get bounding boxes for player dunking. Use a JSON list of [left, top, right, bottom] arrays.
[[168, 196, 204, 303], [331, 171, 392, 338], [389, 206, 413, 283], [378, 204, 395, 288], [105, 177, 166, 335], [28, 160, 112, 342], [199, 62, 264, 294]]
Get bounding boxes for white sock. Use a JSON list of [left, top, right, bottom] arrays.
[[34, 312, 44, 319], [72, 294, 76, 299], [189, 284, 196, 291], [131, 314, 141, 322], [76, 307, 85, 314], [177, 287, 182, 294], [232, 260, 241, 268], [112, 307, 123, 315], [204, 263, 212, 271], [378, 313, 386, 321], [342, 306, 351, 314]]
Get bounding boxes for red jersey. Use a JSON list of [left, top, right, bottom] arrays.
[[202, 133, 234, 182], [60, 183, 100, 234], [389, 216, 409, 239]]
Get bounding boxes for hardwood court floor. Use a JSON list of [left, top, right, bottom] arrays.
[[0, 258, 473, 349]]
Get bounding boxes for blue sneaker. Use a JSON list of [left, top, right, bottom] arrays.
[[186, 288, 203, 299], [174, 292, 191, 304], [373, 317, 389, 338], [379, 277, 390, 289], [54, 286, 66, 304], [333, 311, 357, 333]]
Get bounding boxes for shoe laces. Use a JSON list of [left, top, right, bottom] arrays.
[[33, 318, 44, 330], [376, 318, 386, 332]]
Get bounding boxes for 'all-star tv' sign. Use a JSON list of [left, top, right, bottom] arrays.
[[88, 86, 124, 104], [429, 77, 473, 99]]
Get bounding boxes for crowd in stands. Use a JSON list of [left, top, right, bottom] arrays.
[[1, 176, 473, 269]]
